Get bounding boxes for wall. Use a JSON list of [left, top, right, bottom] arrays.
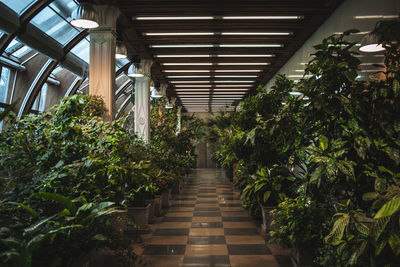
[[186, 112, 219, 168], [265, 0, 400, 89]]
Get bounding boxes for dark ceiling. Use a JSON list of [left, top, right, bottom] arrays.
[[97, 0, 343, 112]]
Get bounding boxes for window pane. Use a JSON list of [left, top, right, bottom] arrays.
[[38, 83, 47, 112], [0, 0, 37, 14], [0, 67, 10, 103], [71, 38, 89, 63], [31, 6, 81, 45], [12, 45, 31, 58]]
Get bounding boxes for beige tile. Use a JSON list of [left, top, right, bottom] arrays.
[[171, 200, 196, 205], [156, 222, 191, 229], [196, 204, 219, 208], [186, 245, 228, 255], [189, 228, 225, 236], [165, 212, 194, 217], [229, 255, 279, 267], [226, 235, 266, 244], [146, 236, 188, 245], [192, 216, 222, 222], [267, 243, 293, 255], [220, 207, 244, 212], [221, 211, 249, 217], [140, 255, 184, 267], [168, 207, 194, 212], [223, 222, 257, 228]]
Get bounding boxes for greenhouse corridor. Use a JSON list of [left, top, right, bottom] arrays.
[[0, 0, 399, 266]]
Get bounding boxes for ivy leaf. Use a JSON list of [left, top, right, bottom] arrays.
[[374, 197, 400, 219]]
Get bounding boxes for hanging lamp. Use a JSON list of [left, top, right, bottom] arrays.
[[70, 2, 99, 29], [127, 63, 144, 78], [116, 41, 128, 59], [359, 32, 385, 52]]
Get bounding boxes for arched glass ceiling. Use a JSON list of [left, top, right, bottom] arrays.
[[31, 0, 82, 45], [0, 0, 37, 15]]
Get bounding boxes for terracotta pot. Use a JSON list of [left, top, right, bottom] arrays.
[[146, 199, 155, 223], [154, 195, 163, 216], [162, 188, 172, 208], [127, 203, 151, 230], [260, 204, 277, 232]]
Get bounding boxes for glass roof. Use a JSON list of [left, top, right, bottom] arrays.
[[0, 0, 37, 15], [71, 37, 90, 63], [31, 0, 82, 46]]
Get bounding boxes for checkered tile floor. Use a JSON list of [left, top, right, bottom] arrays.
[[138, 168, 292, 267]]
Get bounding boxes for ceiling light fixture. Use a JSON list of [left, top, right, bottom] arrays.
[[214, 75, 258, 78], [215, 84, 253, 87], [359, 33, 385, 52], [162, 63, 213, 66], [145, 32, 214, 36], [136, 16, 214, 20], [156, 55, 210, 58], [171, 81, 211, 84], [164, 70, 210, 72], [215, 70, 262, 72], [217, 54, 274, 57], [220, 44, 283, 47], [222, 16, 303, 20], [221, 32, 292, 35], [167, 75, 211, 78], [127, 63, 144, 78], [214, 80, 255, 83], [151, 44, 214, 48], [70, 2, 99, 29], [217, 63, 270, 65], [115, 41, 128, 59]]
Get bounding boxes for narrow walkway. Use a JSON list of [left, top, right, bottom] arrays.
[[139, 168, 292, 267]]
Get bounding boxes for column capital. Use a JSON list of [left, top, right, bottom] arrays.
[[140, 59, 153, 76], [91, 5, 120, 31]]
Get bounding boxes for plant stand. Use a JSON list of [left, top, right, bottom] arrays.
[[146, 199, 155, 223], [127, 204, 151, 231], [154, 194, 163, 216], [162, 189, 172, 209], [260, 204, 277, 232]]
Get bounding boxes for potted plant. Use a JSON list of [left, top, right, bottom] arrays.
[[269, 197, 329, 267], [242, 165, 295, 231], [125, 184, 156, 230]]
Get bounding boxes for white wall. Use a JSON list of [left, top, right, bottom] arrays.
[[265, 0, 400, 90]]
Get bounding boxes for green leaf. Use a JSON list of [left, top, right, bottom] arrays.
[[362, 192, 379, 201], [319, 135, 329, 151], [393, 79, 400, 97], [30, 192, 77, 215], [389, 234, 400, 256], [374, 197, 400, 219], [5, 202, 38, 217], [263, 191, 272, 203]]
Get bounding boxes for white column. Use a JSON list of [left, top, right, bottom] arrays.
[[134, 59, 153, 142], [89, 5, 120, 121]]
